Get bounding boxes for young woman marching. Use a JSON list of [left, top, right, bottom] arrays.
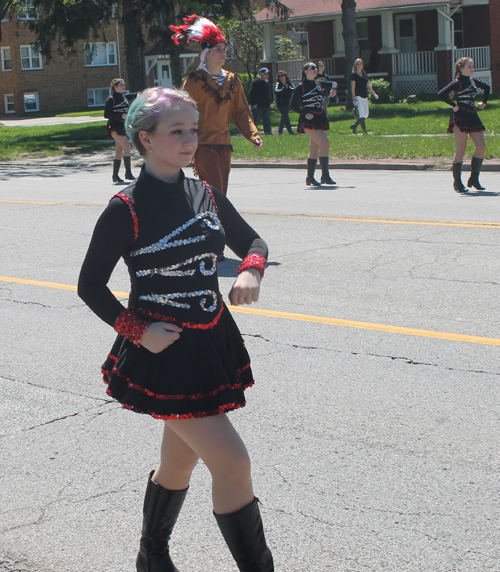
[[350, 59, 378, 135], [78, 87, 274, 572], [104, 78, 139, 183], [274, 70, 295, 135], [438, 57, 490, 193], [290, 62, 337, 186]]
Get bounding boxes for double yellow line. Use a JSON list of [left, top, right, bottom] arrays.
[[2, 275, 499, 347]]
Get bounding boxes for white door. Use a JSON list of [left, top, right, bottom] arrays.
[[395, 14, 417, 53], [155, 61, 172, 88]]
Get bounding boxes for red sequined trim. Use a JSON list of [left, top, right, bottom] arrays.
[[114, 309, 150, 346], [238, 254, 266, 279], [112, 193, 139, 243], [131, 298, 224, 330], [204, 182, 219, 216], [118, 399, 248, 420]]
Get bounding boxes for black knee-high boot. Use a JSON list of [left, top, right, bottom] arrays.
[[467, 156, 485, 190], [112, 159, 124, 183], [124, 156, 135, 180], [306, 158, 320, 186], [359, 118, 368, 134], [136, 471, 188, 572], [215, 498, 274, 572], [349, 119, 359, 134], [452, 162, 467, 193], [319, 156, 336, 185]]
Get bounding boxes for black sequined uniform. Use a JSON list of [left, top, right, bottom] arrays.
[[291, 79, 332, 133], [104, 91, 138, 138]]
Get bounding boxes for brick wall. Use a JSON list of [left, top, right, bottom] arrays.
[[463, 6, 490, 48], [307, 21, 334, 59], [416, 10, 438, 51]]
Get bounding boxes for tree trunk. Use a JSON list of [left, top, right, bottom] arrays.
[[341, 0, 358, 111], [121, 0, 146, 91]]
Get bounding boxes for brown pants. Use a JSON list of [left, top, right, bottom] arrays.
[[192, 144, 232, 195]]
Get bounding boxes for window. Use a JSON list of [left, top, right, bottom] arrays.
[[20, 45, 42, 70], [24, 92, 39, 112], [356, 19, 369, 52], [85, 42, 116, 67], [1, 47, 12, 71], [87, 87, 110, 107], [18, 0, 38, 20], [4, 94, 15, 113], [452, 12, 464, 49]]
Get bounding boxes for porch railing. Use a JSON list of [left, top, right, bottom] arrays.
[[392, 51, 436, 75], [273, 57, 335, 83], [455, 46, 490, 71]]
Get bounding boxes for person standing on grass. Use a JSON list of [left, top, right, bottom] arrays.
[[291, 62, 337, 186], [78, 86, 274, 572], [249, 68, 273, 136], [316, 61, 332, 112], [104, 78, 139, 183], [350, 59, 378, 135], [274, 70, 295, 135], [173, 15, 263, 197], [438, 57, 490, 193]]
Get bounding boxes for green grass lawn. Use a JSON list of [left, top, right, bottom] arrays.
[[1, 101, 499, 161]]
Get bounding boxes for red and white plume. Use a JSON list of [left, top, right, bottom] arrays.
[[170, 14, 226, 47]]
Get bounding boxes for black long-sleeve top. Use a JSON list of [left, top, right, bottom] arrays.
[[438, 75, 490, 111], [249, 78, 272, 107], [104, 91, 139, 131], [290, 79, 328, 116], [78, 167, 268, 328], [274, 82, 294, 106]]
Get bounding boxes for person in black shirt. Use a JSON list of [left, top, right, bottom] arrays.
[[249, 67, 273, 135], [438, 57, 490, 192], [79, 87, 274, 572], [291, 62, 337, 186], [350, 59, 378, 134], [104, 78, 139, 183], [274, 70, 295, 135], [316, 61, 332, 111]]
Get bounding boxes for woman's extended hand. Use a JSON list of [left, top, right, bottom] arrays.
[[477, 102, 486, 110], [330, 89, 337, 97], [228, 268, 261, 306], [140, 322, 183, 354], [453, 105, 460, 112], [305, 113, 314, 120]]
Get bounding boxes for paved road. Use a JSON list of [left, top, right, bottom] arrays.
[[1, 165, 500, 572]]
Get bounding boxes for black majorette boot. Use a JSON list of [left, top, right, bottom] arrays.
[[306, 158, 320, 186], [349, 119, 359, 134], [359, 118, 369, 134], [136, 471, 188, 572], [214, 498, 274, 572], [452, 162, 468, 193], [112, 159, 124, 183], [319, 156, 336, 185], [467, 156, 485, 190], [124, 156, 136, 180]]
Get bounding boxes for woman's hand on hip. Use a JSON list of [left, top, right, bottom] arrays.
[[140, 322, 183, 353], [305, 113, 314, 120], [228, 268, 261, 306], [452, 105, 460, 112], [477, 102, 486, 110]]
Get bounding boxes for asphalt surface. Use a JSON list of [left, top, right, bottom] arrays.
[[1, 163, 500, 572]]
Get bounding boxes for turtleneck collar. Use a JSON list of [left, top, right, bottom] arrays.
[[136, 164, 186, 193]]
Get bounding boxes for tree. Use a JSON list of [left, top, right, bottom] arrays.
[[341, 0, 358, 110], [0, 0, 17, 43]]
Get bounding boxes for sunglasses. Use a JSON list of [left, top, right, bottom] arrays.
[[306, 65, 317, 70], [278, 74, 285, 77]]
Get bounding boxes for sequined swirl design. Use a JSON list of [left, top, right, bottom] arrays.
[[136, 253, 217, 278], [130, 212, 220, 257], [140, 290, 218, 312]]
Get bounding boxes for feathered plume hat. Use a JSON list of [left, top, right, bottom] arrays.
[[170, 14, 226, 52]]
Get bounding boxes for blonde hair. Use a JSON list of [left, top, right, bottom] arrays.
[[352, 59, 364, 73], [125, 88, 197, 157], [454, 57, 473, 79]]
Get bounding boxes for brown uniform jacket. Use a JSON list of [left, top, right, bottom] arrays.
[[182, 69, 259, 147]]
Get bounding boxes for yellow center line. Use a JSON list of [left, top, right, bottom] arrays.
[[2, 275, 499, 347], [1, 199, 500, 228]]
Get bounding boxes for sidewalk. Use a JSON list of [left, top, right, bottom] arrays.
[[2, 148, 500, 171]]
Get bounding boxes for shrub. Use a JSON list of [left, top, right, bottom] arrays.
[[369, 79, 395, 103]]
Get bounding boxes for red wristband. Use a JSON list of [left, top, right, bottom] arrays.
[[114, 309, 150, 346], [237, 254, 267, 279]]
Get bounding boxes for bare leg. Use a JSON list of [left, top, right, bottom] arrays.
[[452, 125, 468, 163], [111, 132, 132, 159], [307, 136, 319, 160], [305, 129, 330, 158], [469, 131, 486, 159], [152, 423, 199, 491], [166, 414, 254, 515]]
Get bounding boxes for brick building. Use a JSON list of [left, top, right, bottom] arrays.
[[256, 0, 499, 96]]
